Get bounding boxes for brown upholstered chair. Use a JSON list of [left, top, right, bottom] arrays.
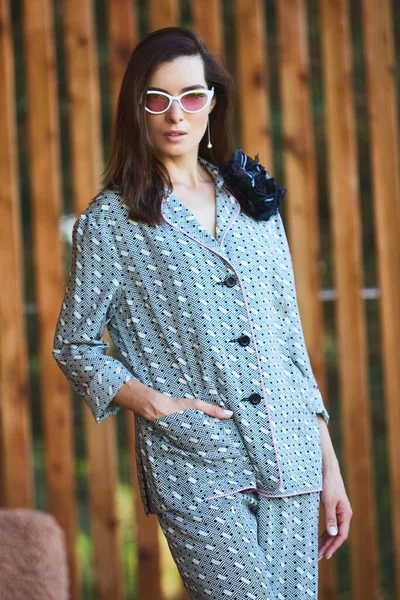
[[0, 508, 69, 600]]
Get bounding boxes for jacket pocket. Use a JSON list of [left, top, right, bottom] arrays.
[[148, 408, 243, 459]]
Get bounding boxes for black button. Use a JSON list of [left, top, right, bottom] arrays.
[[238, 334, 251, 347], [224, 275, 237, 287], [248, 393, 262, 405]]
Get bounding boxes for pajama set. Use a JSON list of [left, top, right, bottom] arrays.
[[53, 154, 330, 599]]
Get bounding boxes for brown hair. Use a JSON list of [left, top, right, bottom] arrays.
[[101, 26, 236, 226]]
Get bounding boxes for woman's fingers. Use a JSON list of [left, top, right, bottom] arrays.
[[322, 512, 351, 558], [320, 529, 347, 559], [318, 531, 332, 559], [148, 395, 234, 420], [318, 501, 352, 559], [188, 398, 234, 419]]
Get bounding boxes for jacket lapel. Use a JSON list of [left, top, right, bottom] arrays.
[[161, 156, 240, 252]]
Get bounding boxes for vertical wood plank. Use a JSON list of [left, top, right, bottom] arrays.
[[149, 0, 179, 32], [192, 0, 224, 57], [0, 0, 33, 509], [234, 0, 271, 166], [62, 0, 124, 597], [276, 0, 336, 597], [22, 0, 81, 596], [62, 0, 102, 205], [320, 0, 379, 598], [361, 0, 400, 596], [107, 0, 138, 110]]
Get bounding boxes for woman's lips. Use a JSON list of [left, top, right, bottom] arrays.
[[163, 133, 187, 142]]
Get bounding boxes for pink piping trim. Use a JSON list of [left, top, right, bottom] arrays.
[[257, 486, 322, 498], [161, 191, 283, 494], [220, 186, 240, 245], [203, 486, 322, 502]]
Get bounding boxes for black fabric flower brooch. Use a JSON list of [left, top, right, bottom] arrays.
[[218, 148, 287, 222]]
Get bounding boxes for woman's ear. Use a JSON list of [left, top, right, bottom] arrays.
[[209, 96, 216, 113]]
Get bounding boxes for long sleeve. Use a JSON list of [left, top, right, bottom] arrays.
[[275, 211, 330, 426], [52, 206, 138, 424]]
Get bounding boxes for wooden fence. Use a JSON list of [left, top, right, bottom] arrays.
[[0, 1, 399, 599]]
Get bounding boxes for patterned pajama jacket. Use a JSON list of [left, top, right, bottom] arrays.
[[53, 155, 330, 599]]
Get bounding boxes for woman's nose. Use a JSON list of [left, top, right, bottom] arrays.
[[167, 99, 184, 118]]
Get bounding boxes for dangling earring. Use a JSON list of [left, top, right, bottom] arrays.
[[207, 115, 212, 148]]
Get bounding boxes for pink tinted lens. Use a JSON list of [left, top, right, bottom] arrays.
[[181, 92, 208, 111], [145, 94, 169, 112]]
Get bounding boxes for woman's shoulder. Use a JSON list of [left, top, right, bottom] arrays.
[[76, 186, 128, 225], [71, 187, 132, 245], [85, 186, 124, 214]]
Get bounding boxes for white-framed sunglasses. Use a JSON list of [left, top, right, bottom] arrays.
[[142, 86, 214, 114]]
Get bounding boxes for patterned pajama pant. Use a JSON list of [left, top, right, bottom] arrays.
[[157, 489, 321, 600]]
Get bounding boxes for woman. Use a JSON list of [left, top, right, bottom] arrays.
[[53, 26, 352, 599]]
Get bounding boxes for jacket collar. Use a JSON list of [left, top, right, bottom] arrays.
[[161, 156, 240, 252]]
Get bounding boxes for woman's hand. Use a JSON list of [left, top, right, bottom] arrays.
[[112, 378, 233, 421], [316, 414, 353, 560], [145, 389, 234, 421], [318, 462, 353, 559]]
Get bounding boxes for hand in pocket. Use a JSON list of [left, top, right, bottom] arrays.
[[144, 390, 234, 422]]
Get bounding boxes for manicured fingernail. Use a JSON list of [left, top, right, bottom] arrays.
[[223, 409, 233, 416], [327, 554, 332, 559], [329, 526, 338, 535], [318, 555, 323, 561]]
